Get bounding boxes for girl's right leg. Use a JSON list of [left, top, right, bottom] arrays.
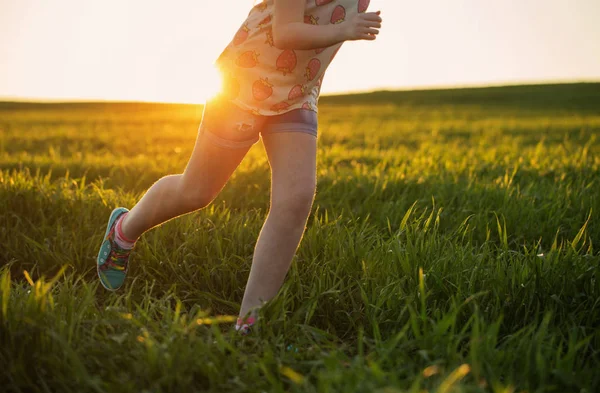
[[97, 100, 260, 290], [120, 128, 251, 240]]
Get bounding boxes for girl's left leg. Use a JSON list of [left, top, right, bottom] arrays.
[[238, 132, 317, 327]]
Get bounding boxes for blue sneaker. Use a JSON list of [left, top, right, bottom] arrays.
[[97, 207, 132, 291]]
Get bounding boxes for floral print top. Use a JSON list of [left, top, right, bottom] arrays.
[[215, 0, 371, 116]]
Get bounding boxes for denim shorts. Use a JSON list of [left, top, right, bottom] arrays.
[[198, 98, 318, 149]]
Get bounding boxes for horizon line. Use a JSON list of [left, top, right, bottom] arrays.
[[1, 79, 598, 105]]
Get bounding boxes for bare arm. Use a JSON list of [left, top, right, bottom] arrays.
[[272, 0, 382, 50]]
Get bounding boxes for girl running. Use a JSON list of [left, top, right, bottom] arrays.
[[96, 0, 382, 334]]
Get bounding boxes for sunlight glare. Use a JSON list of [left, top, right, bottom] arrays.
[[202, 63, 224, 102]]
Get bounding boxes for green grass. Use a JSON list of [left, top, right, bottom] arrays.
[[1, 83, 599, 393]]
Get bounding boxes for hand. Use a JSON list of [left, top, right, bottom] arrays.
[[340, 11, 382, 41]]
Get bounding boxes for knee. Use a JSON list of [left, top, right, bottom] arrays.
[[177, 179, 217, 211], [271, 187, 316, 227]]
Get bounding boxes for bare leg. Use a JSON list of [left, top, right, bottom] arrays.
[[239, 132, 317, 320], [120, 130, 251, 240]]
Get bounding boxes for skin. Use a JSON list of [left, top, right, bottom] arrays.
[[273, 0, 382, 50], [119, 0, 383, 326]]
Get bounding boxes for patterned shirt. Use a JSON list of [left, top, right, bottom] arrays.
[[215, 0, 371, 116]]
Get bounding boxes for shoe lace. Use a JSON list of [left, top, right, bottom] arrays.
[[106, 229, 131, 271], [107, 247, 131, 271]]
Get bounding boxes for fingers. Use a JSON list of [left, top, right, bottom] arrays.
[[352, 11, 382, 42], [362, 12, 383, 23], [358, 13, 381, 26], [364, 21, 382, 28], [360, 27, 380, 36]]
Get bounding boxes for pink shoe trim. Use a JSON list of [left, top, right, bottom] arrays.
[[237, 316, 256, 325], [116, 213, 136, 243]]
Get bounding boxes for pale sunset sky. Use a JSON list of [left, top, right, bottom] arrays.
[[1, 0, 599, 103]]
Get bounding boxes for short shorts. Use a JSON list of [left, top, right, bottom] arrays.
[[198, 98, 318, 149]]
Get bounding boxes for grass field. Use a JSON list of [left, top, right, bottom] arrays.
[[1, 83, 599, 392]]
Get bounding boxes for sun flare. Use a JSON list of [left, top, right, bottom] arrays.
[[202, 63, 225, 102]]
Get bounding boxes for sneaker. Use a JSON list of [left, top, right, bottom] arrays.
[[97, 207, 132, 291]]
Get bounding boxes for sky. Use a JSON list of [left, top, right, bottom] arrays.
[[1, 0, 599, 103]]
